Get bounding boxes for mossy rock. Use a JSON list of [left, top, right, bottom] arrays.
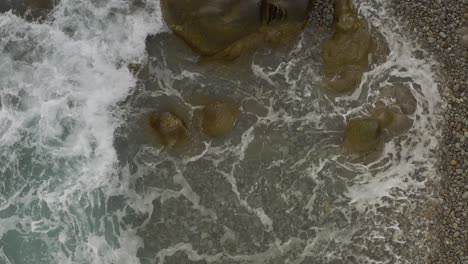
[[321, 0, 381, 95], [148, 111, 191, 147]]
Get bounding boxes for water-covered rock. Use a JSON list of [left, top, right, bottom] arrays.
[[343, 118, 383, 154], [201, 101, 240, 138], [379, 85, 417, 115], [148, 111, 191, 147], [371, 107, 413, 136], [160, 0, 311, 61], [321, 0, 383, 95], [344, 106, 413, 156]]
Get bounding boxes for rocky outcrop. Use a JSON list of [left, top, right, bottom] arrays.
[[160, 0, 312, 61]]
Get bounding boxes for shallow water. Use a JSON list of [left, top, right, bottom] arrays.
[[0, 0, 442, 264]]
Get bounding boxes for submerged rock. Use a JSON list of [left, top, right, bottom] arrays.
[[160, 0, 311, 61], [321, 0, 384, 95], [344, 106, 413, 156], [379, 85, 418, 115], [0, 0, 57, 21], [343, 118, 383, 154], [201, 101, 240, 137], [371, 107, 413, 136], [148, 111, 191, 147]]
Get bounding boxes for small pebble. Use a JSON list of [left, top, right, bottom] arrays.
[[463, 192, 468, 199]]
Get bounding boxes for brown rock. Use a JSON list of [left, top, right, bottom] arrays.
[[148, 111, 191, 147], [321, 0, 387, 95], [371, 107, 413, 136], [343, 118, 383, 154], [160, 0, 311, 61], [201, 101, 239, 138]]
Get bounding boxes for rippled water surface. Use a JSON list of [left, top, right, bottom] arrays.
[[0, 0, 442, 263]]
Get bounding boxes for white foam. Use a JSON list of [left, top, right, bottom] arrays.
[[0, 0, 163, 263], [342, 0, 443, 211]]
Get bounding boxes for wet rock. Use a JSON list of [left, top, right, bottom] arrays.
[[201, 101, 239, 138], [148, 111, 191, 147], [379, 84, 418, 115], [343, 107, 412, 156], [343, 118, 383, 154], [371, 107, 413, 136], [321, 0, 385, 95], [0, 0, 57, 21], [160, 0, 311, 61]]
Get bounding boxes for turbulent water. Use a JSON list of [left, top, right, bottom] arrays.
[[0, 0, 443, 263]]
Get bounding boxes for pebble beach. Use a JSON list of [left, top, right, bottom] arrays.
[[391, 0, 468, 262]]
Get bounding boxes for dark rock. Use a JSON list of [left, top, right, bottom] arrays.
[[343, 117, 383, 154]]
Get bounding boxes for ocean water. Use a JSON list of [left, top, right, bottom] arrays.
[[0, 0, 443, 264]]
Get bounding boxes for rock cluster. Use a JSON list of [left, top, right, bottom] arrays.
[[158, 0, 414, 159], [148, 101, 240, 148]]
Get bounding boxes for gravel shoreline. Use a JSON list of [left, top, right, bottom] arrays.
[[388, 0, 468, 263], [312, 0, 468, 263]]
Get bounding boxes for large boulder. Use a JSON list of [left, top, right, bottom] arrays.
[[160, 0, 312, 61]]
